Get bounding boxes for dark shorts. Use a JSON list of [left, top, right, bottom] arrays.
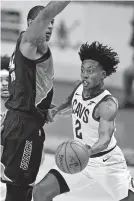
[[1, 110, 45, 187], [5, 184, 33, 201]]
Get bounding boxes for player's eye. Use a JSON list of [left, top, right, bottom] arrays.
[[87, 69, 93, 74], [81, 68, 85, 73], [51, 19, 55, 25]]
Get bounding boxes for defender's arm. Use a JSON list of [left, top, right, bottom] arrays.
[[20, 1, 70, 60], [46, 81, 81, 121], [56, 81, 82, 114]]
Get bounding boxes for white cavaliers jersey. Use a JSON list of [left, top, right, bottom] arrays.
[[72, 84, 117, 151]]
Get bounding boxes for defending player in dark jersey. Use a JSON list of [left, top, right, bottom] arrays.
[[0, 2, 70, 201]]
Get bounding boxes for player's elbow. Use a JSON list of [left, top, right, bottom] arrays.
[[99, 132, 113, 149], [103, 138, 111, 149], [99, 138, 109, 150]]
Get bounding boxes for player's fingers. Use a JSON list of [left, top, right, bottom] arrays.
[[85, 144, 91, 157], [52, 109, 58, 117], [48, 108, 58, 121], [47, 110, 54, 122]]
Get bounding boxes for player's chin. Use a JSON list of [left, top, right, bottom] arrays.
[[83, 83, 91, 89], [46, 35, 51, 42], [1, 92, 9, 98]]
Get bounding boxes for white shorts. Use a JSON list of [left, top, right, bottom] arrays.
[[53, 145, 134, 201]]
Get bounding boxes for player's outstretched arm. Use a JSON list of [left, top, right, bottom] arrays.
[[88, 98, 118, 157], [46, 81, 81, 122], [20, 1, 70, 60], [46, 93, 73, 122], [56, 81, 82, 115]]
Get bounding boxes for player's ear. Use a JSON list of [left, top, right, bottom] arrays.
[[101, 70, 106, 80], [27, 19, 33, 27]]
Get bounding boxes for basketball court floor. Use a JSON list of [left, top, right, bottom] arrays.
[[35, 154, 134, 201], [1, 151, 134, 201]]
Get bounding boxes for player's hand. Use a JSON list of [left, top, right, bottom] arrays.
[[85, 144, 92, 157], [46, 107, 58, 123]]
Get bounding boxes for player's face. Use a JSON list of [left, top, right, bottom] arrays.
[[28, 18, 54, 42], [81, 59, 106, 90], [0, 70, 9, 98], [46, 19, 55, 41]]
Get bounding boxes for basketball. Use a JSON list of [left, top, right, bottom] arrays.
[[55, 140, 89, 174]]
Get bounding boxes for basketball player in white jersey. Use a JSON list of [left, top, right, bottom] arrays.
[[33, 41, 134, 201]]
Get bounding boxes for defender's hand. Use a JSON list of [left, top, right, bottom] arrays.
[[46, 107, 58, 123]]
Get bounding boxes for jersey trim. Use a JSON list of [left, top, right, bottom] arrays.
[[90, 144, 117, 158], [69, 81, 82, 103], [15, 34, 37, 63], [82, 89, 105, 101], [35, 47, 51, 64], [36, 88, 53, 111], [17, 31, 36, 62], [92, 94, 113, 122], [16, 32, 51, 63]]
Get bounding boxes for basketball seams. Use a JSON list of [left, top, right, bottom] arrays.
[[56, 142, 66, 157], [65, 141, 72, 174], [55, 140, 89, 174], [71, 142, 88, 154], [70, 142, 82, 171], [55, 142, 66, 167]]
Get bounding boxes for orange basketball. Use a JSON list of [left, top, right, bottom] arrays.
[[55, 140, 89, 174]]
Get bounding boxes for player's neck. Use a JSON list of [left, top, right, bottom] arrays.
[[83, 83, 104, 99]]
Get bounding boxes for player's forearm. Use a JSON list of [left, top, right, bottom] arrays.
[[40, 1, 70, 22], [88, 136, 110, 157], [56, 99, 71, 114]]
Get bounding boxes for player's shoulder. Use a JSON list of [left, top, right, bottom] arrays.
[[99, 98, 118, 112], [15, 31, 26, 55], [101, 92, 118, 109], [98, 95, 118, 121]]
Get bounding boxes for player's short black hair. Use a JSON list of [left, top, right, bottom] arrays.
[[78, 41, 120, 76], [1, 55, 10, 71], [27, 5, 45, 21]]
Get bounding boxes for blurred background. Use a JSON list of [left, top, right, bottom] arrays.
[[1, 1, 134, 200]]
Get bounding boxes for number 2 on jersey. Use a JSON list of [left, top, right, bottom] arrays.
[[75, 119, 82, 139]]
